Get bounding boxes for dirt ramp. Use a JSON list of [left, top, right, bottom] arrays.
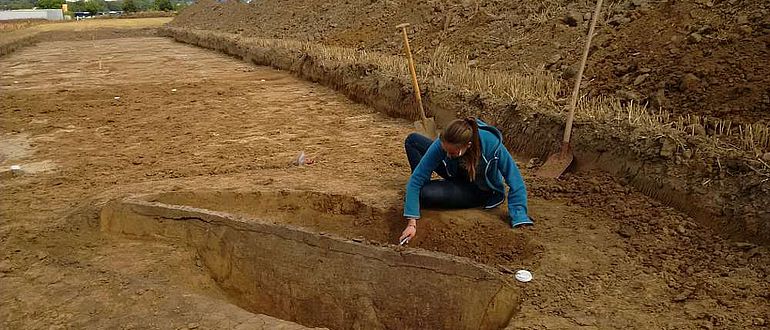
[[100, 193, 520, 330]]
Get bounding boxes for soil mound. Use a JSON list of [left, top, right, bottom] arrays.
[[171, 0, 770, 125]]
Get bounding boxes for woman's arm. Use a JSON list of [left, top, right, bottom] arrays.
[[497, 145, 533, 227], [403, 139, 444, 219]]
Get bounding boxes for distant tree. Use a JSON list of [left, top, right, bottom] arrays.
[[106, 0, 123, 11], [132, 0, 152, 10], [67, 0, 86, 12], [0, 0, 35, 10], [154, 0, 172, 11], [122, 0, 136, 12], [83, 0, 106, 14], [35, 0, 64, 9]]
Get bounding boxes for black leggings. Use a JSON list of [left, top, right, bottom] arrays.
[[404, 133, 491, 209]]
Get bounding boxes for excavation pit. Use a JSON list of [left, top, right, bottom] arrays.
[[99, 190, 523, 329]]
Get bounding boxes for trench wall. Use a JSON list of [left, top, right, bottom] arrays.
[[100, 198, 520, 330]]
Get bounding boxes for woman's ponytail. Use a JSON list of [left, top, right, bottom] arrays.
[[463, 117, 481, 180]]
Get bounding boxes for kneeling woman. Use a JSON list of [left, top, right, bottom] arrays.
[[399, 117, 533, 243]]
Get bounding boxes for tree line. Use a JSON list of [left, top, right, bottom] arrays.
[[0, 0, 184, 13]]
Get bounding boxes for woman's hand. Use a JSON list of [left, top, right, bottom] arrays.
[[399, 218, 418, 244]]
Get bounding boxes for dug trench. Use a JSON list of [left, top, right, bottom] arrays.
[[160, 26, 769, 246], [100, 190, 530, 329]]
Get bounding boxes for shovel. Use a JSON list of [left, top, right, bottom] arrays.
[[537, 0, 603, 178], [397, 23, 437, 140]]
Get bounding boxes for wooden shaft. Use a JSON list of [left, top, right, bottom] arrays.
[[563, 0, 603, 144], [400, 27, 427, 121]]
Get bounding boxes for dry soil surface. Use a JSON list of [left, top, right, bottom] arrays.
[[1, 36, 768, 329]]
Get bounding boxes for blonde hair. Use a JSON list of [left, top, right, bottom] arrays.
[[441, 117, 481, 181]]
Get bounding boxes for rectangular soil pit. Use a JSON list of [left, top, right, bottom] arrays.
[[100, 192, 520, 329]]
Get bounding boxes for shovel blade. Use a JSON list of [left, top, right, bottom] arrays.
[[536, 145, 574, 178], [413, 117, 437, 140]]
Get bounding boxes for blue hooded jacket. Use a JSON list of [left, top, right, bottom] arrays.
[[403, 119, 533, 227]]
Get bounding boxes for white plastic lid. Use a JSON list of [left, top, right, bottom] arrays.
[[515, 270, 533, 282], [10, 165, 21, 170]]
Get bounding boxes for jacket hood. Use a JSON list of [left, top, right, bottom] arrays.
[[476, 119, 503, 155]]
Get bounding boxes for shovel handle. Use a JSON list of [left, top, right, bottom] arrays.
[[399, 24, 428, 122], [563, 0, 603, 144]]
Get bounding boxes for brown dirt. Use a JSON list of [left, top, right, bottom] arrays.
[[171, 0, 770, 125], [1, 33, 768, 329], [146, 190, 538, 266], [102, 196, 520, 329], [159, 26, 770, 245], [0, 19, 49, 33], [0, 18, 171, 57]]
